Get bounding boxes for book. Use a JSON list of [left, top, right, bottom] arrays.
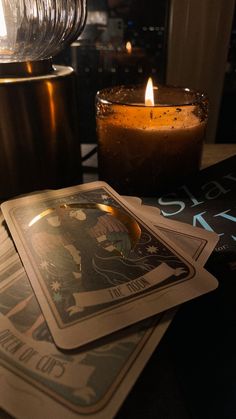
[[144, 155, 236, 278]]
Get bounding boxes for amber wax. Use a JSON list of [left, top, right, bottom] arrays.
[[96, 85, 208, 196]]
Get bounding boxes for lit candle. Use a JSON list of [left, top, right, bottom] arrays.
[[145, 77, 155, 106], [96, 80, 208, 196], [126, 41, 132, 54]]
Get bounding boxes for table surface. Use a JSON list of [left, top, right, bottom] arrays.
[[1, 143, 236, 419], [201, 143, 236, 168]]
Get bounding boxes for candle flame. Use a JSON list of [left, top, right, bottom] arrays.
[[145, 77, 155, 106], [0, 0, 7, 37], [126, 41, 132, 54]]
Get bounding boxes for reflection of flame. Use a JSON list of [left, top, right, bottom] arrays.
[[145, 77, 155, 106], [46, 81, 56, 134], [0, 0, 7, 37], [33, 4, 38, 18], [126, 41, 132, 54]]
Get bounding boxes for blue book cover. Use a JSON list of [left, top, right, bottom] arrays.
[[144, 155, 236, 278]]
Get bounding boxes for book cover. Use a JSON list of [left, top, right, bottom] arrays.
[[144, 155, 236, 278]]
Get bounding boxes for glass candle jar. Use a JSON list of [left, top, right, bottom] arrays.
[[96, 85, 208, 196]]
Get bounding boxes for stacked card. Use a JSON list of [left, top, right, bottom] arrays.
[[0, 182, 218, 419]]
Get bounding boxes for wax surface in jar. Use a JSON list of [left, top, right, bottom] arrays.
[[97, 103, 206, 195]]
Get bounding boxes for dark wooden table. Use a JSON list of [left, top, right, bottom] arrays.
[[81, 143, 236, 419], [1, 144, 236, 419], [115, 143, 236, 419]]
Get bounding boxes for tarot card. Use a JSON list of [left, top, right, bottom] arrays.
[[0, 204, 217, 419], [127, 201, 219, 266], [0, 217, 25, 290], [0, 272, 174, 419], [1, 182, 218, 349]]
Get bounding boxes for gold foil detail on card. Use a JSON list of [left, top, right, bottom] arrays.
[[28, 208, 55, 227]]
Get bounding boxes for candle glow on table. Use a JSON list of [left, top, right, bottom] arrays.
[[96, 80, 208, 195]]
